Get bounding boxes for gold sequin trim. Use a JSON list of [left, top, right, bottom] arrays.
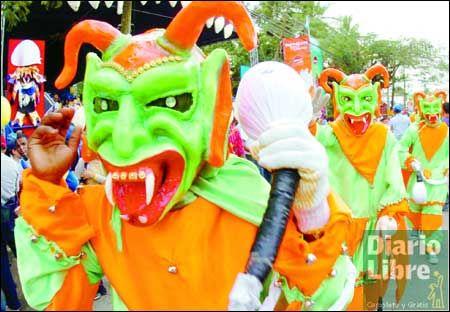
[[102, 56, 184, 82]]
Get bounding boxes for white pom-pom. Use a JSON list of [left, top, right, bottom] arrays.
[[412, 181, 427, 204], [376, 216, 397, 236], [235, 61, 313, 141]]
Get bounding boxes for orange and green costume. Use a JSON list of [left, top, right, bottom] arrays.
[[316, 65, 409, 310], [399, 91, 449, 250], [15, 2, 354, 311]]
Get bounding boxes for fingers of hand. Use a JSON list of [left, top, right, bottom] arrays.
[[41, 108, 75, 137], [258, 135, 327, 172], [67, 126, 82, 152], [320, 93, 331, 108], [31, 125, 59, 143]]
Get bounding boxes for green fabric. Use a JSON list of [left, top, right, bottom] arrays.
[[274, 255, 354, 310], [111, 205, 123, 251], [190, 154, 270, 226], [351, 218, 390, 282], [398, 123, 449, 214], [14, 217, 81, 310], [80, 243, 104, 284], [111, 285, 128, 311], [316, 124, 407, 279], [316, 124, 407, 219]]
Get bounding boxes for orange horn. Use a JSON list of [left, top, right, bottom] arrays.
[[163, 1, 256, 52], [413, 91, 427, 107], [434, 90, 448, 102], [365, 64, 389, 88], [55, 20, 122, 89], [318, 68, 346, 94]]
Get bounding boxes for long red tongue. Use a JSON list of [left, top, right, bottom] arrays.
[[353, 119, 367, 134], [113, 182, 147, 216]]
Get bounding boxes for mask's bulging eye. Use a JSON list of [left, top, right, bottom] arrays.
[[165, 96, 176, 108], [363, 96, 372, 102], [93, 97, 119, 113], [341, 96, 351, 102], [145, 93, 193, 113]]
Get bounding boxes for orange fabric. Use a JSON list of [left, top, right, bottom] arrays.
[[308, 121, 317, 136], [78, 186, 257, 310], [418, 122, 448, 161], [407, 212, 443, 232], [46, 265, 98, 311], [401, 169, 412, 187], [346, 218, 369, 257], [378, 199, 409, 221], [209, 61, 232, 167], [286, 301, 303, 311], [404, 156, 416, 173], [20, 170, 95, 256], [330, 119, 388, 184], [413, 200, 446, 207], [274, 191, 352, 296], [347, 285, 363, 311]]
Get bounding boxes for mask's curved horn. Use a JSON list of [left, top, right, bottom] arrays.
[[318, 68, 346, 94], [162, 1, 256, 52], [413, 91, 427, 108], [434, 90, 448, 102], [55, 20, 122, 89], [365, 64, 389, 88]]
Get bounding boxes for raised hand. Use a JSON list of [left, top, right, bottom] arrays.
[[28, 108, 82, 184]]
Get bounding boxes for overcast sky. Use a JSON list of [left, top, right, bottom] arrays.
[[323, 1, 449, 51], [322, 1, 449, 92]]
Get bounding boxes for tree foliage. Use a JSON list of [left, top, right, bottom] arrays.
[[2, 1, 63, 31], [203, 2, 444, 104]]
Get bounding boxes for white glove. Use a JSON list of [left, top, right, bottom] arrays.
[[228, 273, 263, 311], [411, 160, 422, 172], [376, 215, 398, 237], [254, 123, 329, 210], [311, 86, 330, 119]]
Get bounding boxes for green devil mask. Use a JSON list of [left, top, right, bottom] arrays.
[[413, 91, 447, 126], [319, 64, 390, 135], [55, 2, 257, 226]]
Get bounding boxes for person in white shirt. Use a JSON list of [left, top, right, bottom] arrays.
[[389, 104, 411, 141]]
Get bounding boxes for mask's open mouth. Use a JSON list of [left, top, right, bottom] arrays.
[[424, 114, 440, 124], [344, 112, 372, 135], [102, 151, 184, 226]]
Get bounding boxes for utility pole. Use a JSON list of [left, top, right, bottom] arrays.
[[120, 1, 133, 34], [403, 69, 407, 107]]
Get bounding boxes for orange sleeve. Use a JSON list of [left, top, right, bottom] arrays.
[[20, 169, 95, 256], [378, 199, 409, 223], [309, 120, 318, 136], [404, 156, 416, 173], [46, 265, 99, 311]]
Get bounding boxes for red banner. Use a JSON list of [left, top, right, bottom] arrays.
[[6, 39, 46, 135], [282, 36, 312, 74]]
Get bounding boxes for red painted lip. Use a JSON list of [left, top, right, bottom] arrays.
[[425, 114, 439, 124], [344, 113, 372, 135], [102, 151, 184, 226]]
